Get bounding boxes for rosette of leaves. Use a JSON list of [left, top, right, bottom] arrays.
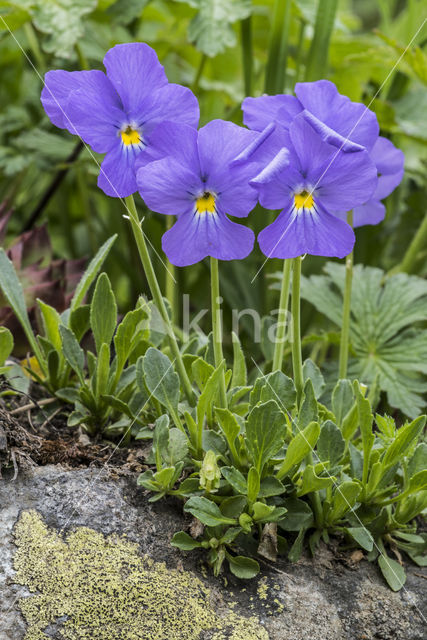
[[296, 262, 427, 418], [0, 205, 85, 357]]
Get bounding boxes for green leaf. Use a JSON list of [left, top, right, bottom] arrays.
[[142, 348, 180, 413], [299, 379, 318, 428], [378, 554, 406, 592], [328, 481, 361, 523], [184, 496, 236, 526], [288, 528, 305, 563], [302, 359, 325, 399], [37, 300, 62, 352], [297, 465, 335, 497], [94, 343, 110, 399], [408, 443, 427, 478], [247, 467, 260, 504], [0, 327, 13, 366], [246, 400, 286, 474], [277, 421, 320, 479], [221, 466, 247, 494], [231, 331, 247, 387], [345, 527, 374, 552], [165, 428, 189, 466], [251, 370, 296, 410], [259, 477, 286, 498], [30, 0, 98, 58], [220, 495, 247, 518], [71, 235, 117, 312], [214, 407, 240, 463], [305, 0, 338, 81], [197, 360, 225, 428], [179, 0, 253, 57], [301, 264, 427, 418], [114, 306, 149, 379], [153, 414, 170, 471], [317, 420, 345, 466], [331, 379, 354, 427], [278, 498, 314, 531], [227, 554, 259, 579], [0, 248, 45, 369], [90, 273, 117, 353], [382, 415, 426, 470], [59, 324, 85, 381], [171, 532, 203, 550]]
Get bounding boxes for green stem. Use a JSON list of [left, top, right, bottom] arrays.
[[304, 0, 338, 81], [165, 215, 177, 323], [75, 42, 89, 71], [291, 256, 323, 526], [210, 257, 227, 408], [264, 0, 292, 94], [192, 53, 207, 94], [24, 23, 45, 74], [291, 257, 304, 406], [391, 212, 427, 275], [272, 259, 292, 372], [125, 195, 195, 405], [294, 19, 306, 83], [240, 16, 253, 96], [338, 211, 354, 380]]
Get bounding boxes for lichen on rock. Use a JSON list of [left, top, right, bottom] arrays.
[[13, 510, 268, 640]]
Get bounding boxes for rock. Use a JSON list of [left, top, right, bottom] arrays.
[[0, 465, 425, 640]]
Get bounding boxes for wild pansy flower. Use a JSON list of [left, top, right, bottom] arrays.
[[251, 113, 378, 259], [135, 120, 262, 266], [41, 43, 199, 198], [334, 136, 404, 227], [242, 80, 404, 227]]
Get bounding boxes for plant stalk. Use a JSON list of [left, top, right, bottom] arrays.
[[240, 16, 253, 96], [338, 211, 354, 380], [305, 0, 338, 81], [125, 195, 195, 405], [272, 259, 292, 372], [264, 0, 292, 94], [165, 215, 177, 323], [291, 257, 304, 406], [210, 257, 227, 408], [391, 212, 427, 275]]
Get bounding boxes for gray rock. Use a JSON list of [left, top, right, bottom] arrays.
[[0, 465, 425, 640]]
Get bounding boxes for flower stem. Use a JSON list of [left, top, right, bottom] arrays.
[[338, 211, 354, 380], [291, 256, 323, 527], [210, 257, 227, 408], [240, 16, 253, 96], [291, 257, 304, 406], [272, 259, 292, 372], [304, 0, 338, 81], [192, 53, 207, 94], [264, 0, 292, 94], [165, 215, 177, 323], [391, 212, 427, 275], [125, 195, 195, 405]]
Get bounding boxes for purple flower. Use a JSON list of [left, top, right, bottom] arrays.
[[41, 43, 199, 198], [243, 80, 404, 226], [251, 113, 378, 259], [135, 120, 261, 266], [334, 136, 404, 227]]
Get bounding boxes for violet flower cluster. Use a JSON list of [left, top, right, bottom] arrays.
[[42, 43, 404, 266]]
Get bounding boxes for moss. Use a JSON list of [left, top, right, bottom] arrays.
[[13, 511, 269, 640]]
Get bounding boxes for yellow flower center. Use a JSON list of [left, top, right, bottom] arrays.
[[121, 125, 141, 146], [196, 192, 216, 214], [294, 190, 314, 210]]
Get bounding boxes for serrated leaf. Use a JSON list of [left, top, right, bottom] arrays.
[[317, 420, 345, 466], [141, 348, 180, 413], [30, 0, 98, 58], [179, 0, 253, 57], [246, 400, 286, 474]]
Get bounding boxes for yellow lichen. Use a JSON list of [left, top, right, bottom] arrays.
[[13, 511, 269, 640], [257, 577, 268, 601]]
